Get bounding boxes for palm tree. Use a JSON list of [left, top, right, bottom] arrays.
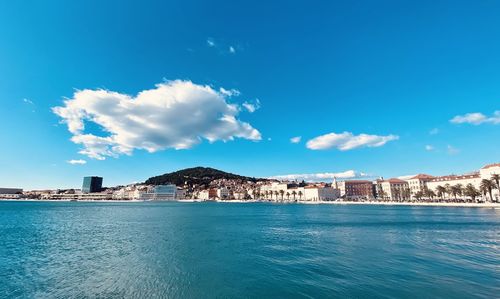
[[279, 190, 285, 201], [286, 192, 290, 201], [464, 184, 480, 202], [450, 184, 462, 202], [428, 190, 436, 201], [414, 191, 423, 201], [436, 185, 446, 201], [492, 174, 500, 201], [298, 190, 303, 201], [444, 184, 452, 201], [480, 179, 494, 202], [274, 191, 279, 201], [264, 190, 269, 199], [292, 190, 297, 201], [378, 190, 386, 201]]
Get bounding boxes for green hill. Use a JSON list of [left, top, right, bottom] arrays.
[[144, 167, 266, 186]]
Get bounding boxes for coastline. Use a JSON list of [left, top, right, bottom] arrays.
[[1, 198, 499, 208]]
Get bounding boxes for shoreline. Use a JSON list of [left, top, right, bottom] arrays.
[[1, 198, 499, 208]]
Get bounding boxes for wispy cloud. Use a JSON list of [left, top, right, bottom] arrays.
[[429, 128, 439, 135], [242, 99, 260, 113], [306, 132, 398, 151], [23, 98, 34, 105], [229, 46, 236, 53], [425, 145, 434, 151], [270, 170, 373, 182], [207, 38, 215, 47], [447, 145, 459, 155], [67, 159, 87, 165], [53, 80, 261, 160], [450, 111, 500, 125], [290, 136, 301, 144]]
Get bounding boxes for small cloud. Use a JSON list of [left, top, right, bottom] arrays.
[[290, 136, 302, 144], [23, 98, 34, 105], [267, 137, 272, 141], [229, 46, 236, 53], [242, 99, 261, 113], [425, 145, 434, 151], [67, 159, 87, 165], [447, 145, 459, 155], [207, 38, 215, 47], [270, 170, 373, 182], [306, 131, 399, 151], [219, 87, 240, 97], [450, 111, 500, 125], [429, 128, 439, 135]]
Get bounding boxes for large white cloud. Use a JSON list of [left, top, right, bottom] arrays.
[[270, 170, 373, 182], [306, 131, 399, 151], [53, 80, 261, 160], [450, 111, 500, 125]]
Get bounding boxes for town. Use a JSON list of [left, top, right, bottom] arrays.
[[1, 162, 499, 203]]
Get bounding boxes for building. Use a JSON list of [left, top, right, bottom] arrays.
[[140, 184, 179, 200], [198, 188, 217, 200], [217, 187, 230, 199], [480, 163, 500, 201], [82, 176, 103, 193], [379, 178, 409, 201], [0, 188, 23, 195], [337, 180, 374, 200], [303, 186, 340, 201], [405, 174, 434, 199], [426, 173, 482, 198]]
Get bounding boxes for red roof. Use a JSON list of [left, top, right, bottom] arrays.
[[410, 174, 434, 180], [482, 163, 500, 169], [385, 178, 407, 183]]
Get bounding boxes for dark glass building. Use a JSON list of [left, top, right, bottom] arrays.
[[82, 176, 103, 193]]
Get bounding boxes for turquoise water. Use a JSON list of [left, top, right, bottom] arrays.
[[0, 202, 499, 298]]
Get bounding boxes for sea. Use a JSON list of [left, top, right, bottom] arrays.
[[0, 201, 498, 298]]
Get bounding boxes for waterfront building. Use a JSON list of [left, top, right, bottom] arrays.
[[337, 180, 374, 200], [140, 184, 180, 201], [0, 188, 23, 194], [426, 173, 481, 199], [379, 178, 409, 201], [405, 174, 434, 199], [82, 176, 103, 193], [198, 188, 217, 200], [217, 187, 230, 199], [480, 163, 500, 201], [303, 186, 340, 201]]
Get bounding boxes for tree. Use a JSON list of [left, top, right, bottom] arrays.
[[451, 184, 463, 201], [378, 189, 386, 201], [436, 185, 446, 201], [445, 184, 452, 200], [480, 179, 494, 202], [464, 184, 480, 202], [298, 190, 303, 201], [492, 174, 500, 201], [286, 192, 290, 201], [414, 191, 423, 201], [274, 190, 279, 201], [279, 190, 285, 201], [292, 190, 297, 201]]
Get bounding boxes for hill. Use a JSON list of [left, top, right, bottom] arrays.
[[144, 167, 267, 186]]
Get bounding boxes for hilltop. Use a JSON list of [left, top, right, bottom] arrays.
[[144, 167, 268, 186]]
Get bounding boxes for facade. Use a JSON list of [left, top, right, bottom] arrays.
[[379, 178, 409, 201], [140, 184, 179, 200], [338, 180, 374, 200], [0, 188, 23, 198], [480, 163, 500, 201], [303, 186, 340, 201], [405, 174, 434, 199], [426, 173, 482, 197], [82, 176, 103, 193], [198, 188, 217, 200], [217, 187, 230, 199]]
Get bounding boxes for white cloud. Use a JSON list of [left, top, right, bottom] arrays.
[[429, 128, 439, 135], [207, 38, 215, 47], [270, 170, 372, 182], [229, 46, 235, 53], [23, 98, 34, 105], [425, 145, 434, 151], [306, 132, 399, 151], [290, 136, 301, 143], [67, 159, 87, 165], [450, 111, 500, 125], [447, 145, 459, 155], [219, 87, 240, 97], [242, 99, 260, 113], [53, 80, 261, 160]]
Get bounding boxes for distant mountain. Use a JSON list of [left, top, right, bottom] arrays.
[[144, 167, 267, 186]]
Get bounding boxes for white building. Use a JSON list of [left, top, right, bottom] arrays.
[[380, 178, 409, 201], [303, 186, 340, 201], [217, 187, 230, 199], [479, 163, 500, 201], [140, 184, 181, 201], [426, 173, 482, 196], [405, 174, 434, 199]]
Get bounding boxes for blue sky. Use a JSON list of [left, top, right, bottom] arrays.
[[1, 0, 499, 189]]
